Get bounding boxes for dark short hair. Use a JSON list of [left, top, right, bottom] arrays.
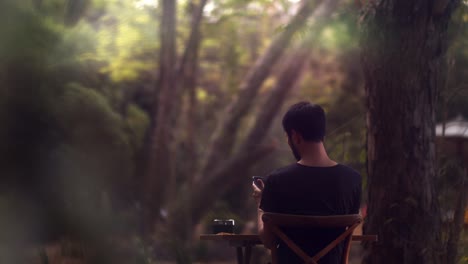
[[282, 101, 326, 142]]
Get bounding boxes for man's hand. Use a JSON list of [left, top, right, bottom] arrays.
[[252, 179, 265, 206], [252, 178, 276, 249]]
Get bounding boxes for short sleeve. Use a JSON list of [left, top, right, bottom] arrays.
[[259, 175, 276, 212]]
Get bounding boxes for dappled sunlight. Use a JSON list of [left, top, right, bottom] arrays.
[[0, 0, 466, 263]]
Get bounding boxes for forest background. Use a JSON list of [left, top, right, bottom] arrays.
[[0, 0, 466, 263]]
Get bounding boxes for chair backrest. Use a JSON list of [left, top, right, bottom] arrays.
[[262, 213, 362, 264]]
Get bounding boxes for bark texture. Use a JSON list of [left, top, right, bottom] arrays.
[[361, 0, 458, 263]]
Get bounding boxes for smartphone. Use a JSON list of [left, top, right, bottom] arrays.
[[252, 176, 265, 189]]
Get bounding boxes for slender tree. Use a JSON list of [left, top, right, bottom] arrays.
[[361, 0, 459, 263], [144, 0, 177, 229], [174, 0, 208, 187]]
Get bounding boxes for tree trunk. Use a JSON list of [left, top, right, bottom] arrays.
[[144, 0, 176, 231], [174, 0, 207, 184], [361, 0, 458, 263], [174, 0, 208, 255], [171, 0, 208, 129]]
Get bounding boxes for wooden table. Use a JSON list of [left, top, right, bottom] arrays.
[[200, 234, 377, 264]]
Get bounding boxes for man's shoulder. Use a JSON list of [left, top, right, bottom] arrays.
[[267, 163, 299, 178], [335, 164, 362, 180], [336, 163, 361, 174]]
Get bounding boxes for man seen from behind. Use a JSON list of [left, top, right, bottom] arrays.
[[252, 101, 362, 264]]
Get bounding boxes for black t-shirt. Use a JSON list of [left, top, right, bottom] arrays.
[[259, 163, 361, 264]]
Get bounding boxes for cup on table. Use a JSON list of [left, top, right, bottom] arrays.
[[212, 219, 235, 234]]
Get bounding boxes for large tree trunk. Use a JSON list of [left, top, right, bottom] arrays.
[[361, 0, 458, 263], [144, 0, 177, 231]]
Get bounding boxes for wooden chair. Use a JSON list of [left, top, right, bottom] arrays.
[[262, 213, 363, 264]]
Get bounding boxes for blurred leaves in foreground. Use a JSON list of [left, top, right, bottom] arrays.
[[0, 0, 466, 263]]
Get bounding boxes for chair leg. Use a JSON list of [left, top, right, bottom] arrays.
[[270, 245, 279, 264], [244, 246, 252, 264], [236, 247, 244, 264]]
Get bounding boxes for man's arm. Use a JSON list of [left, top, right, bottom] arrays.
[[256, 208, 276, 249], [252, 181, 276, 249]]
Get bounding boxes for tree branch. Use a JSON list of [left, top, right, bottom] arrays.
[[195, 0, 323, 182]]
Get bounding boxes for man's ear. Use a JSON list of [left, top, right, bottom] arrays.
[[291, 130, 302, 144]]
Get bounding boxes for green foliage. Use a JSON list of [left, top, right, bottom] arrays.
[[125, 103, 150, 153], [0, 1, 61, 66], [461, 230, 468, 264], [318, 22, 357, 51], [438, 3, 468, 120], [437, 156, 465, 211], [88, 0, 158, 82], [56, 83, 125, 143], [0, 0, 145, 249]]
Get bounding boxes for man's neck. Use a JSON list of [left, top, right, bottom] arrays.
[[297, 142, 337, 167]]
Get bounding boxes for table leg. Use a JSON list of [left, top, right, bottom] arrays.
[[244, 245, 252, 264], [236, 247, 244, 264]]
